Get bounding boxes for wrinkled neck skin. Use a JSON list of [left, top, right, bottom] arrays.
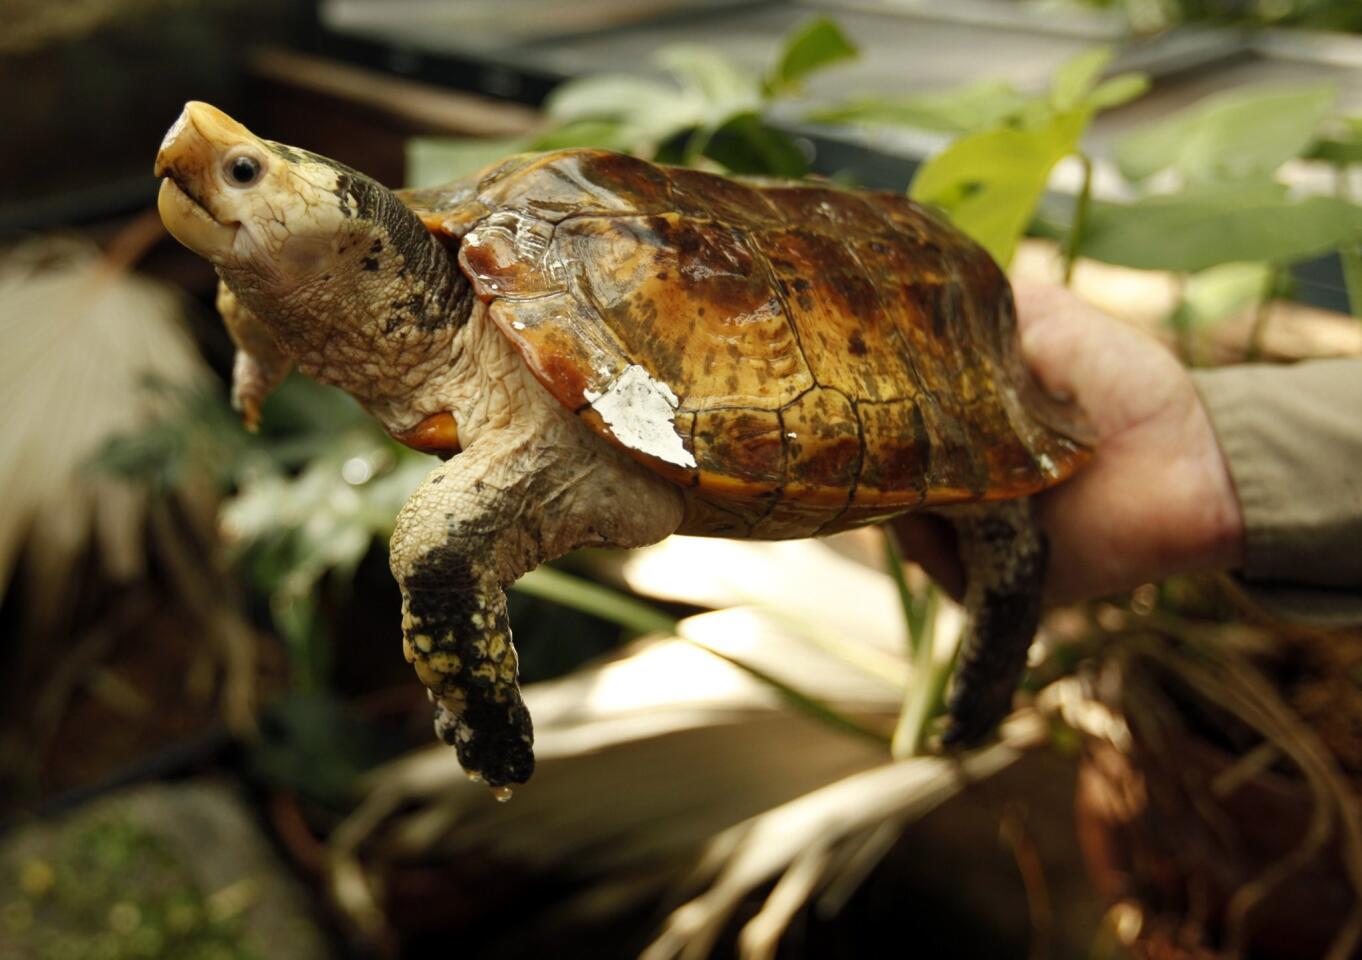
[[220, 184, 474, 434]]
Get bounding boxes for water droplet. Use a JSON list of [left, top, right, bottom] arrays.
[[341, 455, 374, 485], [491, 786, 514, 803]]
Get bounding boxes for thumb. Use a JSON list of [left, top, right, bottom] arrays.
[[1012, 282, 1185, 441]]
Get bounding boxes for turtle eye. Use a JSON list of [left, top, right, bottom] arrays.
[[224, 154, 263, 187]]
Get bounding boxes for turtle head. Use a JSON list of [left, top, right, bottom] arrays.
[[155, 102, 466, 418], [155, 101, 375, 284]]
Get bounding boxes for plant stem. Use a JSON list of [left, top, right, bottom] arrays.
[[1245, 265, 1280, 361], [1342, 250, 1362, 321], [890, 586, 949, 759], [1334, 165, 1362, 320], [1168, 313, 1195, 367], [891, 619, 939, 759], [1061, 153, 1093, 286], [514, 565, 677, 636], [884, 529, 949, 757], [687, 639, 891, 747], [882, 531, 922, 659]]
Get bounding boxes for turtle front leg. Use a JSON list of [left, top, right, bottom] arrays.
[[939, 498, 1048, 747], [217, 280, 291, 430], [389, 436, 684, 788]]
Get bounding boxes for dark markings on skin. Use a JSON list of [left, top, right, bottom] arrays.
[[270, 141, 474, 335], [264, 141, 307, 165], [848, 330, 867, 356], [942, 500, 1046, 748], [405, 542, 534, 787]]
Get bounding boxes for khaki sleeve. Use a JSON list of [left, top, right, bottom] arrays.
[[1191, 359, 1362, 625]]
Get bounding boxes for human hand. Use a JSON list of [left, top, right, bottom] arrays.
[[889, 282, 1245, 605]]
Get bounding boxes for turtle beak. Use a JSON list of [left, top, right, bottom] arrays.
[[155, 102, 248, 259], [154, 101, 254, 178]]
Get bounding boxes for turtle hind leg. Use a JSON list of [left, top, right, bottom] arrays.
[[940, 498, 1048, 748]]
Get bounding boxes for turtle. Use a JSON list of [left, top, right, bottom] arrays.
[[155, 101, 1091, 792]]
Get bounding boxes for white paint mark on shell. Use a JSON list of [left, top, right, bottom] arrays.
[[584, 364, 696, 469]]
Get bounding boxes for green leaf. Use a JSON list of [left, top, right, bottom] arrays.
[[544, 72, 704, 151], [1114, 83, 1336, 183], [1079, 182, 1362, 271], [766, 16, 858, 96], [691, 638, 891, 747], [1309, 138, 1362, 166], [406, 137, 527, 188], [658, 44, 761, 115], [911, 109, 1086, 266], [1306, 117, 1362, 165], [1087, 73, 1150, 110], [1050, 47, 1114, 112], [808, 80, 1027, 135], [703, 112, 809, 176], [545, 73, 689, 125], [529, 119, 633, 152]]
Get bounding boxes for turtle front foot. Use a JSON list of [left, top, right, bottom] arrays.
[[392, 448, 537, 789], [402, 580, 535, 789]]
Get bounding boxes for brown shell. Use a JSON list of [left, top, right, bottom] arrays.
[[399, 150, 1091, 539]]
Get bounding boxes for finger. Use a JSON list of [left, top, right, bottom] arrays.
[[1012, 282, 1185, 441]]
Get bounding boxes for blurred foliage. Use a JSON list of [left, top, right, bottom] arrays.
[[883, 535, 945, 758], [408, 16, 856, 185], [100, 375, 407, 689], [1058, 0, 1362, 34], [1077, 81, 1362, 340], [246, 691, 410, 809], [828, 54, 1362, 346], [811, 78, 1031, 136], [815, 48, 1147, 268], [908, 48, 1148, 267], [1114, 84, 1335, 183], [1077, 179, 1362, 271]]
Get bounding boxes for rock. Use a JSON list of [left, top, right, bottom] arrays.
[[0, 779, 330, 959]]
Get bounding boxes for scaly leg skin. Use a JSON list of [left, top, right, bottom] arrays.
[[940, 498, 1048, 748], [216, 280, 291, 431], [389, 424, 683, 792]]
